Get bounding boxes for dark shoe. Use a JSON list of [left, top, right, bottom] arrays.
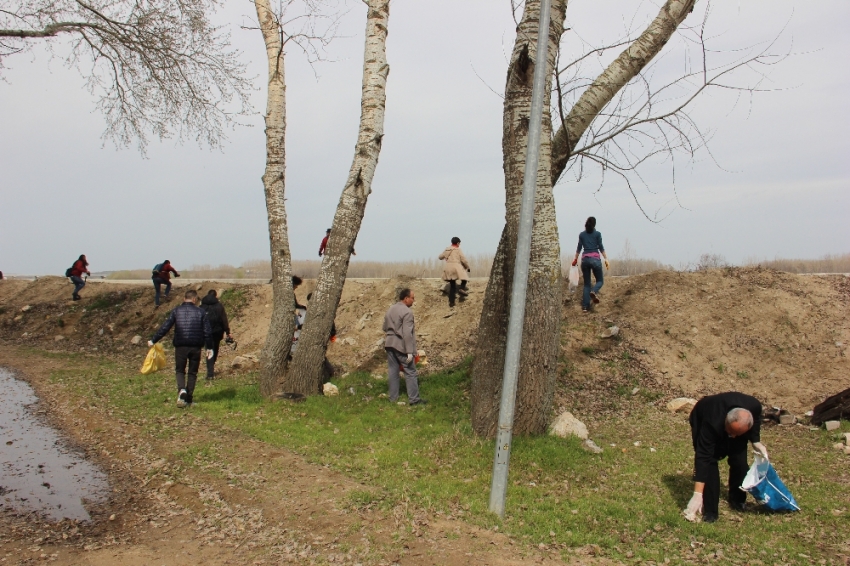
[[72, 294, 81, 301], [590, 291, 600, 304], [729, 501, 747, 513], [409, 399, 428, 406], [448, 302, 455, 308], [703, 513, 718, 523]]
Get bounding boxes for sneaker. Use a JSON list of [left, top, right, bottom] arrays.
[[409, 399, 428, 406], [177, 389, 188, 408], [703, 513, 718, 523], [72, 294, 81, 301], [582, 309, 590, 314], [590, 291, 600, 304]]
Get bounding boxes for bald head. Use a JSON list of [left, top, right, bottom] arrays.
[[725, 408, 754, 438]]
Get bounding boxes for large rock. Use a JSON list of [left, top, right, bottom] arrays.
[[667, 398, 697, 413], [824, 420, 841, 432], [549, 412, 589, 440], [323, 382, 339, 396]]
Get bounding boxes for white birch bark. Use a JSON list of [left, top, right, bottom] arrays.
[[471, 0, 568, 437], [283, 0, 391, 395], [551, 0, 695, 181], [254, 0, 297, 397]]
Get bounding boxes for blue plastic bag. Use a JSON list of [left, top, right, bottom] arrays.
[[740, 454, 800, 512]]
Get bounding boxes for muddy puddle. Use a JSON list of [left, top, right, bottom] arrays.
[[0, 368, 108, 521]]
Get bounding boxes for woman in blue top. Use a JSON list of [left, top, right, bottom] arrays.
[[572, 217, 609, 313]]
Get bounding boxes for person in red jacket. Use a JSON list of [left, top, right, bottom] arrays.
[[69, 254, 90, 301], [318, 229, 331, 257], [152, 260, 180, 306]]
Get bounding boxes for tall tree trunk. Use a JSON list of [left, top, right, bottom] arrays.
[[550, 0, 696, 182], [283, 0, 391, 395], [255, 0, 296, 397], [471, 0, 568, 437]]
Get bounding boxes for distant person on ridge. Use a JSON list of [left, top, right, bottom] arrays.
[[149, 289, 213, 408], [200, 290, 232, 382], [684, 392, 768, 523], [68, 254, 90, 301], [572, 216, 608, 314], [439, 237, 470, 308], [382, 288, 425, 406], [318, 229, 331, 257], [152, 260, 180, 307]]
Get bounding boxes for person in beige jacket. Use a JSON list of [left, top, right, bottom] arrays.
[[439, 237, 470, 307], [382, 288, 425, 405]]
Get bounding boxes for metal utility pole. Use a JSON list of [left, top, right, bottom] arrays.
[[488, 0, 552, 518]]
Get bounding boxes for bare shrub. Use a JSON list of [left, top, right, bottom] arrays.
[[744, 253, 850, 274]]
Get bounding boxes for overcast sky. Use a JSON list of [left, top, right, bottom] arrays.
[[1, 0, 848, 275]]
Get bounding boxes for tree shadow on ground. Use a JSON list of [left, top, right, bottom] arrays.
[[197, 388, 237, 402], [662, 474, 694, 508]]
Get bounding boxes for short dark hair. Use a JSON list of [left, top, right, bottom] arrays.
[[326, 228, 331, 233], [399, 288, 412, 301], [163, 260, 171, 265], [184, 289, 198, 300], [451, 237, 461, 245], [585, 217, 596, 233], [292, 275, 303, 287], [207, 289, 217, 297]]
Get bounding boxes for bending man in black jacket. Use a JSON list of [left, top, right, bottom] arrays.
[[685, 392, 768, 523], [149, 289, 213, 408]]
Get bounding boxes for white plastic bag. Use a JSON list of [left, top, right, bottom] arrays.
[[568, 264, 580, 292]]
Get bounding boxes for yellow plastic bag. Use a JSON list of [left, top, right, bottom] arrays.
[[140, 343, 167, 375]]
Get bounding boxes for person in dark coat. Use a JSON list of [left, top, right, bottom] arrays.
[[152, 260, 180, 306], [149, 289, 213, 408], [200, 290, 232, 381], [684, 392, 769, 523], [69, 254, 91, 301]]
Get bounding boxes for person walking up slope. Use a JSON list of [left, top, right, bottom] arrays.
[[199, 290, 232, 381], [438, 237, 470, 308], [572, 217, 608, 313], [149, 289, 213, 408], [152, 260, 180, 306], [67, 254, 90, 301], [383, 288, 425, 406]]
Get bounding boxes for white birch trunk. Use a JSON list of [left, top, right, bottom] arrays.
[[255, 0, 297, 397], [551, 0, 695, 181], [283, 0, 391, 395], [471, 0, 568, 437]]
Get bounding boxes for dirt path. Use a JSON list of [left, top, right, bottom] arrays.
[[0, 346, 601, 565]]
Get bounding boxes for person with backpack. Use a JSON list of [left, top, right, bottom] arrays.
[[152, 260, 180, 307], [148, 289, 213, 408], [438, 237, 470, 308], [199, 289, 232, 381], [67, 254, 90, 301]]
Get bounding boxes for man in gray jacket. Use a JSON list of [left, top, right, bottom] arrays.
[[383, 288, 425, 405]]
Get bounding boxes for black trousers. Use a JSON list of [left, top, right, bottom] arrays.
[[175, 346, 201, 401], [698, 449, 748, 517], [448, 279, 468, 306], [206, 333, 223, 378]]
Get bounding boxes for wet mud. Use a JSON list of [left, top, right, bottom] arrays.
[[0, 368, 108, 521]]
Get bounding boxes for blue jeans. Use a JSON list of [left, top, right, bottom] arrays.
[[152, 277, 171, 306], [581, 257, 604, 310], [70, 276, 85, 296]]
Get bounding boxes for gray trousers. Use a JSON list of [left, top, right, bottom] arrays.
[[386, 348, 420, 404]]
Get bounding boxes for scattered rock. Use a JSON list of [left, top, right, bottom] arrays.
[[374, 337, 384, 347], [54, 335, 65, 342], [371, 372, 385, 380], [582, 439, 603, 454], [323, 383, 339, 396], [779, 412, 796, 425], [21, 305, 32, 312], [824, 421, 841, 432], [130, 335, 143, 345], [631, 387, 640, 395], [341, 337, 357, 346], [14, 315, 23, 322], [844, 432, 850, 446], [230, 355, 259, 370], [98, 328, 104, 336], [549, 411, 589, 440], [347, 387, 356, 395], [844, 446, 850, 456], [357, 313, 372, 331], [667, 398, 697, 413], [108, 514, 116, 521], [833, 443, 845, 451], [599, 326, 619, 338]]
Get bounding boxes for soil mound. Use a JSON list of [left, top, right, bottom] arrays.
[[1, 269, 847, 414]]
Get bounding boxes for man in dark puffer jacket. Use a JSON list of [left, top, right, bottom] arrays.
[[200, 289, 232, 381], [150, 289, 213, 408]]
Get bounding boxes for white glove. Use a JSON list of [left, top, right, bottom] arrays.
[[147, 340, 154, 347], [753, 442, 768, 460], [406, 354, 413, 364], [207, 350, 215, 360], [683, 492, 703, 522]]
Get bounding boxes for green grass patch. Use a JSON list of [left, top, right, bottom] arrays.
[[220, 288, 249, 315], [36, 351, 850, 564]]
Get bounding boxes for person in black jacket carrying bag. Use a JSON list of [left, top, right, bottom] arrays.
[[149, 289, 213, 408], [200, 290, 232, 381]]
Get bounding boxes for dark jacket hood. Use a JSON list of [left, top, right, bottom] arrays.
[[201, 295, 220, 306]]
